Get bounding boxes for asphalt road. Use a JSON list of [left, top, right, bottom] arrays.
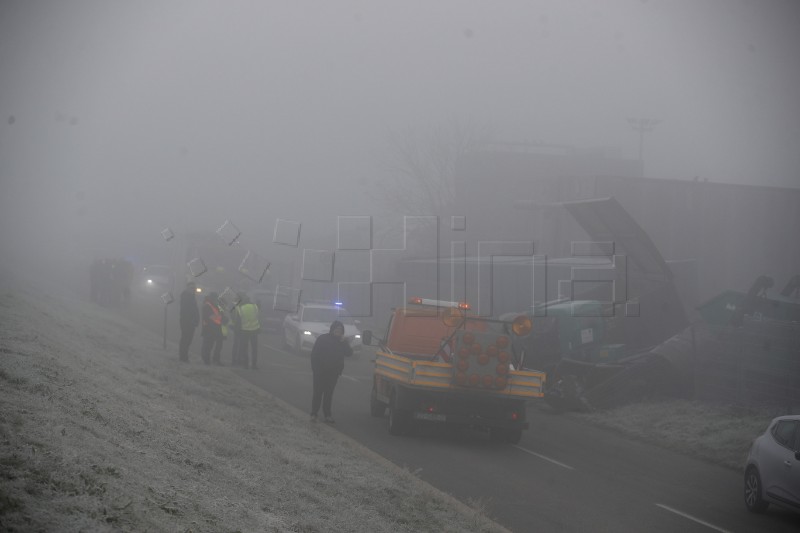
[[122, 290, 800, 533]]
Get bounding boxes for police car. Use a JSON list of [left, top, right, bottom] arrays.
[[282, 301, 362, 355]]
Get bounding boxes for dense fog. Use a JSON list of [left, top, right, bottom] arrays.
[[1, 0, 798, 299]]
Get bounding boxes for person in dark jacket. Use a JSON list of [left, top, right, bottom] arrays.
[[178, 281, 200, 362], [309, 320, 352, 423], [200, 292, 225, 365]]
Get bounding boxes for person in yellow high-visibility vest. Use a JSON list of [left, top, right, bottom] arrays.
[[235, 294, 261, 369]]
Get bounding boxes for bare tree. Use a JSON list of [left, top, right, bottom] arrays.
[[364, 120, 490, 244]]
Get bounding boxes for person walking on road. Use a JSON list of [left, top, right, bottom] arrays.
[[200, 292, 225, 365], [309, 320, 352, 423], [179, 281, 200, 362], [236, 294, 261, 369]]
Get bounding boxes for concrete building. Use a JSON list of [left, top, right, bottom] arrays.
[[453, 145, 800, 313]]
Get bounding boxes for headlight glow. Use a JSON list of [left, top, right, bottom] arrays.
[[303, 330, 313, 336]]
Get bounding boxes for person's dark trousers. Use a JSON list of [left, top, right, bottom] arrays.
[[201, 327, 223, 365], [239, 330, 259, 368], [200, 336, 212, 364], [179, 325, 195, 361], [311, 371, 339, 417], [230, 330, 241, 366], [211, 336, 223, 364], [200, 334, 216, 364]]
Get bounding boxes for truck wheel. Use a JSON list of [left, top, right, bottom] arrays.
[[388, 391, 410, 436], [370, 385, 386, 417], [505, 428, 523, 444], [490, 427, 523, 444]]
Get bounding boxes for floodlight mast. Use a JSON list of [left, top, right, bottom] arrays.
[[627, 117, 661, 174]]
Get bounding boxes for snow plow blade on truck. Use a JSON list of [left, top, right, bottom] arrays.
[[363, 298, 546, 444]]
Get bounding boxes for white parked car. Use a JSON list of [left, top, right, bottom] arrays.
[[282, 301, 362, 355], [744, 414, 800, 514]]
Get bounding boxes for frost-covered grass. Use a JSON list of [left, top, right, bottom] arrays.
[[0, 280, 507, 533], [568, 397, 779, 470]]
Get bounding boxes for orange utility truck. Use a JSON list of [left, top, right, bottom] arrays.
[[362, 298, 546, 443]]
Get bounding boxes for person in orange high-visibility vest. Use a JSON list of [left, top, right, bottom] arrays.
[[200, 292, 225, 365]]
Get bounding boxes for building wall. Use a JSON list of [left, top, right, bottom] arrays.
[[592, 177, 800, 306], [454, 150, 800, 312]]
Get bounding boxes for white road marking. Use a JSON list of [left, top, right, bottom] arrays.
[[655, 504, 731, 533], [513, 445, 575, 470]]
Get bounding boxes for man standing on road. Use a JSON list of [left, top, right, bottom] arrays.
[[178, 281, 200, 362], [309, 320, 352, 423]]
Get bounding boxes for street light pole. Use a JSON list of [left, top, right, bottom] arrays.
[[161, 292, 174, 350], [163, 304, 167, 349], [627, 117, 661, 175]]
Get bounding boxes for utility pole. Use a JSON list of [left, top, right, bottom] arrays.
[[627, 117, 661, 175], [161, 291, 174, 350]]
